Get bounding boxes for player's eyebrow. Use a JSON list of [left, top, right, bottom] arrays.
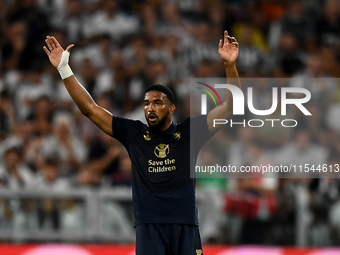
[[144, 99, 164, 103]]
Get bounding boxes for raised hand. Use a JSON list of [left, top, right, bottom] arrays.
[[43, 35, 74, 69], [218, 31, 239, 66]]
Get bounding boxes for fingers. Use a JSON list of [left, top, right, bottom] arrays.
[[224, 30, 228, 38], [226, 35, 236, 43], [218, 39, 223, 50], [45, 36, 54, 51], [66, 44, 74, 52], [229, 37, 236, 43], [232, 42, 239, 48], [223, 31, 238, 45], [51, 36, 61, 49], [224, 30, 228, 45], [43, 46, 51, 56]]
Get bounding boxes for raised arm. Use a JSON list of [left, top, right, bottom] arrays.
[[43, 36, 113, 136], [207, 31, 240, 133]]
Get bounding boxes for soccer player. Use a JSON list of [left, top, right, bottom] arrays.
[[43, 30, 239, 255]]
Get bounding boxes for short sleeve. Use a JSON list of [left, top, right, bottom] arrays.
[[111, 116, 137, 147], [190, 115, 216, 149]]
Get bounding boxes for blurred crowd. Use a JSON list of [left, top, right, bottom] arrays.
[[1, 0, 340, 246]]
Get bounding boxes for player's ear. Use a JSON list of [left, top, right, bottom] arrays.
[[169, 104, 176, 114]]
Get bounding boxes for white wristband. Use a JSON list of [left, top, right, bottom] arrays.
[[58, 64, 73, 79], [57, 50, 73, 79]]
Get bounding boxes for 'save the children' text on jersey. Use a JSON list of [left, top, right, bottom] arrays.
[[111, 115, 214, 226]]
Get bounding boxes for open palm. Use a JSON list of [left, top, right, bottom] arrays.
[[43, 36, 74, 68], [218, 31, 239, 65]]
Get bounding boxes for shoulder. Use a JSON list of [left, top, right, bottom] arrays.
[[111, 116, 147, 141], [178, 117, 190, 125], [176, 117, 190, 130], [190, 115, 208, 126], [112, 115, 145, 128], [176, 116, 210, 134], [176, 115, 209, 127]]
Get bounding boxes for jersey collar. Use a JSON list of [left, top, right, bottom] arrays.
[[149, 121, 177, 137]]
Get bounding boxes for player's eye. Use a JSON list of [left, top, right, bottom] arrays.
[[144, 102, 149, 106]]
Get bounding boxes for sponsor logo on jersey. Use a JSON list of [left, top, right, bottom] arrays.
[[154, 143, 169, 158], [173, 132, 181, 140]]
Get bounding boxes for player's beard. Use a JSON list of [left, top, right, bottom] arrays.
[[147, 110, 169, 131]]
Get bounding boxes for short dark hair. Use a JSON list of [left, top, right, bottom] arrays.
[[144, 84, 174, 104]]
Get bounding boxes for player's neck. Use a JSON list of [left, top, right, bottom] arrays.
[[154, 119, 172, 132]]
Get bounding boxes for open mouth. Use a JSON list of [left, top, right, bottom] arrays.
[[148, 113, 158, 123]]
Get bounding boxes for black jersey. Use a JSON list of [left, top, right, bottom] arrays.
[[111, 115, 214, 226]]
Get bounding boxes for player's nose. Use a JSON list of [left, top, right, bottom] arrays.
[[149, 103, 156, 111]]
